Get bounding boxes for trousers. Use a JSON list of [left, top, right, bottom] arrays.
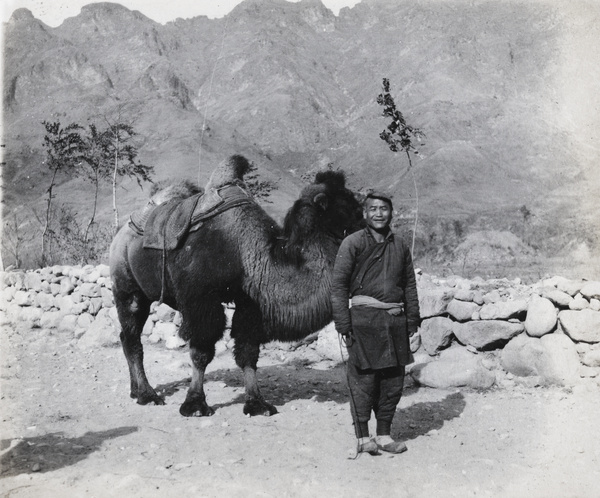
[[346, 361, 405, 438]]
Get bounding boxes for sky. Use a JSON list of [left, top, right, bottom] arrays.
[[2, 0, 361, 26]]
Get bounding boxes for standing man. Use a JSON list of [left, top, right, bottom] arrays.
[[331, 192, 420, 455]]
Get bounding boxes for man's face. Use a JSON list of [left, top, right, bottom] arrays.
[[363, 198, 392, 231]]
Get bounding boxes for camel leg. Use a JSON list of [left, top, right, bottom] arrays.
[[179, 300, 225, 417], [114, 289, 164, 405], [231, 296, 277, 416]]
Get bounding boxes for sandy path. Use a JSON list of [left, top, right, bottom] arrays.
[[1, 325, 599, 497]]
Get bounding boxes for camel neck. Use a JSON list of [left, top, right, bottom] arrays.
[[242, 232, 336, 341]]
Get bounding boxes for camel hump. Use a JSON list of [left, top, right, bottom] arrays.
[[149, 180, 203, 205], [205, 155, 251, 191], [314, 170, 346, 190]]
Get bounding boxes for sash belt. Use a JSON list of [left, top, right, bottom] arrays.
[[351, 295, 404, 316]]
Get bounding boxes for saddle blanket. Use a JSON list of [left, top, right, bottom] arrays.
[[128, 184, 254, 251]]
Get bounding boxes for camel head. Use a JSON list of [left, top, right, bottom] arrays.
[[282, 170, 364, 255]]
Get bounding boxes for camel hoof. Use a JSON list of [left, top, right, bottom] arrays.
[[136, 392, 165, 406], [243, 399, 278, 417], [179, 400, 215, 417]]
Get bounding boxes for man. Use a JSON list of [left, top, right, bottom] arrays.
[[330, 192, 420, 455]]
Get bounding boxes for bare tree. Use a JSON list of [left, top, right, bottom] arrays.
[[101, 107, 153, 233], [1, 209, 37, 269]]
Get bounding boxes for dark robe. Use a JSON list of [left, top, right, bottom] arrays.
[[331, 227, 420, 370]]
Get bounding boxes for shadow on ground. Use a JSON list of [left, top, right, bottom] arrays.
[[393, 391, 466, 441], [0, 427, 138, 477], [155, 361, 351, 409], [154, 360, 466, 436]]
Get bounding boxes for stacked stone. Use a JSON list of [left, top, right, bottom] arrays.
[[1, 265, 599, 389], [410, 272, 600, 390], [0, 266, 236, 351], [1, 265, 117, 342]]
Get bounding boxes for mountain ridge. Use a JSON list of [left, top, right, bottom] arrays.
[[2, 0, 599, 272]]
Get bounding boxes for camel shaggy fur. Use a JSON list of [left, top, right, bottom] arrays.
[[109, 155, 363, 417]]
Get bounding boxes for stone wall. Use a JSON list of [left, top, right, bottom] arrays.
[[1, 265, 599, 390], [408, 271, 600, 389]]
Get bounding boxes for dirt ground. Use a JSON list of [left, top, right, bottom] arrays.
[[1, 323, 599, 498]]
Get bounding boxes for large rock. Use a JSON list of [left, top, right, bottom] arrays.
[[66, 266, 85, 280], [13, 290, 35, 307], [155, 303, 177, 322], [81, 269, 101, 283], [79, 282, 102, 298], [580, 281, 600, 300], [87, 297, 103, 316], [500, 334, 543, 377], [101, 287, 114, 308], [581, 349, 600, 367], [568, 294, 589, 310], [39, 311, 62, 329], [446, 299, 480, 322], [419, 317, 455, 355], [543, 276, 574, 293], [418, 287, 454, 318], [0, 286, 16, 306], [35, 292, 56, 311], [453, 320, 524, 350], [316, 322, 345, 362], [55, 295, 75, 315], [142, 319, 154, 336], [153, 321, 179, 342], [58, 314, 79, 332], [19, 306, 43, 325], [2, 271, 25, 290], [165, 334, 187, 349], [78, 308, 120, 348], [50, 265, 65, 277], [538, 333, 580, 385], [559, 309, 600, 343], [453, 289, 475, 302], [59, 277, 75, 296], [410, 347, 495, 389], [97, 264, 111, 278], [501, 333, 580, 386], [555, 278, 586, 297], [76, 313, 94, 330], [23, 272, 43, 292], [525, 295, 557, 337], [479, 299, 529, 320], [543, 288, 573, 307]]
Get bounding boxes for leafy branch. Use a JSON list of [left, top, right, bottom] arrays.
[[376, 78, 425, 255]]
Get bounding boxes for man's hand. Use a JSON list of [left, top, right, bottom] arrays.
[[339, 330, 354, 347], [409, 332, 420, 353]]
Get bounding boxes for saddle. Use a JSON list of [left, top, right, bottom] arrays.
[[128, 184, 254, 251]]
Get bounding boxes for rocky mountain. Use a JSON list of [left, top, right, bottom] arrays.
[[2, 0, 599, 273]]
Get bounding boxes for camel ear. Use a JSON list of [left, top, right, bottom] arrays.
[[314, 192, 328, 210]]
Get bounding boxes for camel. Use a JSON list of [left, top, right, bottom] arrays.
[[109, 155, 364, 417]]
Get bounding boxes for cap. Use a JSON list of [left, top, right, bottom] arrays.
[[365, 192, 393, 210]]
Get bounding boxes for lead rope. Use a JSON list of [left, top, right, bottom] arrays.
[[159, 228, 167, 305]]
